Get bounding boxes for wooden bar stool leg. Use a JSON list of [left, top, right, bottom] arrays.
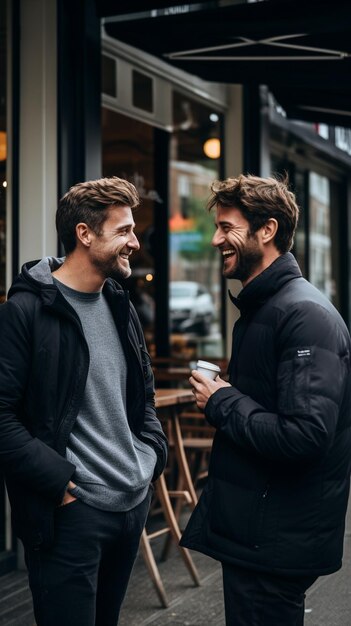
[[159, 407, 201, 563], [140, 529, 169, 608], [171, 412, 198, 507], [156, 474, 200, 587], [160, 474, 189, 562]]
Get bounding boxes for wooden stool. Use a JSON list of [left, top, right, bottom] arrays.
[[140, 473, 200, 607]]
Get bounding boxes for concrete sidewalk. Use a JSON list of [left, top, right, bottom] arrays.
[[1, 501, 350, 625], [118, 502, 351, 626]]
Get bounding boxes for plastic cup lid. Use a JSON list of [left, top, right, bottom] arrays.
[[196, 360, 221, 372]]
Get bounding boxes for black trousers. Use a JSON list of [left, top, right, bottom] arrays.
[[25, 491, 152, 626], [222, 562, 317, 626]]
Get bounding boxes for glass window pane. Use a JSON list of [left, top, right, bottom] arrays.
[[309, 172, 334, 300], [170, 92, 223, 359], [132, 70, 153, 113], [101, 55, 117, 98], [102, 108, 156, 352], [293, 170, 307, 277], [270, 158, 306, 277]]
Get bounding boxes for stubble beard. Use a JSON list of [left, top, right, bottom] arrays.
[[92, 256, 131, 281], [224, 234, 263, 283]]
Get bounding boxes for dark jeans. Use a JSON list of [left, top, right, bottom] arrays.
[[25, 490, 152, 626], [222, 562, 317, 626]]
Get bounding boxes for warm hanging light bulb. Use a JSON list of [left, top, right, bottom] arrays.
[[203, 137, 221, 159]]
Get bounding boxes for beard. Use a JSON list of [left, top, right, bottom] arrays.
[[225, 233, 263, 282], [91, 255, 131, 281]]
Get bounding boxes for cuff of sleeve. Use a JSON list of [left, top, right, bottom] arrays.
[[205, 386, 244, 427], [53, 463, 76, 505]]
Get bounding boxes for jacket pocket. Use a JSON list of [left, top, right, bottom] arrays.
[[181, 479, 214, 548], [10, 486, 55, 550], [278, 349, 312, 415], [210, 479, 269, 549]]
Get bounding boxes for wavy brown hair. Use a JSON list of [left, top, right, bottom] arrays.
[[56, 176, 140, 254], [207, 174, 299, 254]]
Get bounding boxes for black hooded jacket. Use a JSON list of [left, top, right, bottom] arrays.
[[0, 258, 167, 548], [181, 253, 351, 577]]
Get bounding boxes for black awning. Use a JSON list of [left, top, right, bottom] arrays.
[[103, 0, 351, 128], [96, 1, 213, 18]]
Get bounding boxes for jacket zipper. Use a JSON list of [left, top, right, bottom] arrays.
[[253, 484, 270, 550]]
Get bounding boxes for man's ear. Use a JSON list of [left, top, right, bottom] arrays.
[[261, 218, 278, 244], [76, 223, 92, 248]]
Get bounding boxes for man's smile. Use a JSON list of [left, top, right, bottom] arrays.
[[119, 251, 132, 260], [222, 249, 236, 258]]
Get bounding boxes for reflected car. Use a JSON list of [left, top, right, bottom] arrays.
[[170, 281, 215, 336]]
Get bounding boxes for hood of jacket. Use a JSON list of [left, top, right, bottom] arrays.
[[8, 257, 65, 299], [7, 257, 125, 304]]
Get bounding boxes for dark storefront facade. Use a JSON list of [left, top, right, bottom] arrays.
[[1, 0, 351, 574]]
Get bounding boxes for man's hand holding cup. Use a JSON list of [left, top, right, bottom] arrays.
[[189, 360, 231, 410]]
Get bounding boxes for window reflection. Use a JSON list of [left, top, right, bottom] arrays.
[[270, 162, 340, 310], [132, 70, 153, 113], [309, 172, 335, 301], [102, 109, 156, 349], [293, 170, 306, 277], [102, 94, 225, 360], [101, 55, 117, 98], [170, 92, 223, 359]]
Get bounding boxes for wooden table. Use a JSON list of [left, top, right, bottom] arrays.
[[155, 387, 194, 407], [153, 367, 192, 388], [155, 388, 198, 505]]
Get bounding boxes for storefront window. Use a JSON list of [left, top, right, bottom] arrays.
[[309, 172, 334, 300], [270, 158, 342, 311], [169, 92, 223, 359], [102, 108, 156, 349], [132, 70, 153, 113], [293, 170, 307, 277], [101, 55, 117, 98]]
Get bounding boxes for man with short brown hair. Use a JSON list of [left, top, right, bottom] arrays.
[[0, 176, 167, 626], [182, 174, 351, 625]]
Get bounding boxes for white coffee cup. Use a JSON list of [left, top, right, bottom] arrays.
[[196, 359, 221, 380]]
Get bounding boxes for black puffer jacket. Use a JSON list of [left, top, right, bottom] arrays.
[[0, 258, 167, 549], [181, 253, 351, 576]]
